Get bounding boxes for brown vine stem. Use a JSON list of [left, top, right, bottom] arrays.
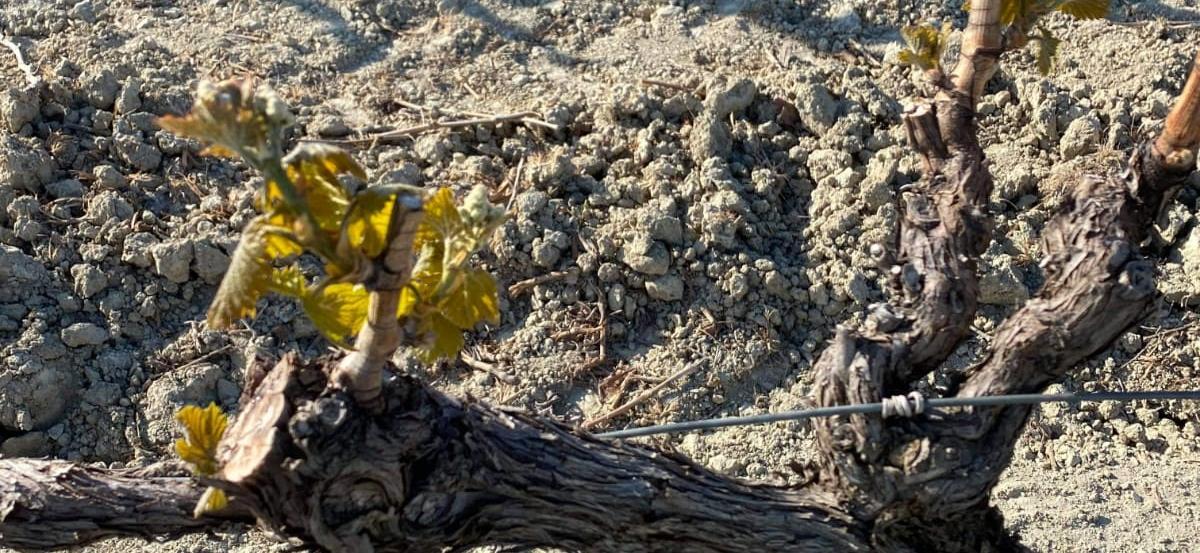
[[950, 0, 1003, 100], [1154, 50, 1200, 170], [330, 194, 424, 409]]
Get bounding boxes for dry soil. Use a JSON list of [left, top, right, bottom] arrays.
[[2, 1, 1200, 552]]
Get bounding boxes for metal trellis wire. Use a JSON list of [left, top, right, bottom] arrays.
[[594, 391, 1200, 440]]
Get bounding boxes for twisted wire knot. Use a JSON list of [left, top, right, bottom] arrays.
[[882, 391, 926, 419]]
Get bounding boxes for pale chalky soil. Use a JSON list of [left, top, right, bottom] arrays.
[[1, 1, 1199, 551]]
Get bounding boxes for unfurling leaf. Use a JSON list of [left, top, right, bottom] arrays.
[[263, 231, 302, 259], [266, 264, 307, 296], [342, 188, 397, 260], [1000, 0, 1031, 25], [967, 0, 1108, 26], [265, 266, 369, 345], [399, 187, 503, 362], [302, 282, 370, 346], [175, 403, 227, 476], [429, 186, 505, 292], [174, 403, 229, 518], [1035, 28, 1061, 75], [157, 79, 293, 163], [278, 144, 363, 233], [415, 187, 464, 252], [206, 221, 302, 327], [167, 80, 508, 381], [898, 22, 953, 71], [194, 486, 228, 518], [398, 242, 443, 317], [1055, 0, 1108, 19], [459, 185, 506, 230], [207, 216, 301, 329], [439, 268, 501, 329], [416, 311, 465, 364]]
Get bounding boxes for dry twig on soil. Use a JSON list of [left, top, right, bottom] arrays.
[[582, 361, 704, 430], [461, 351, 519, 385], [639, 78, 697, 93], [305, 109, 561, 146], [1, 36, 39, 87], [507, 269, 573, 297]]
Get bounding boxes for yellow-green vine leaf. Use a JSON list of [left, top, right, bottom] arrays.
[[265, 266, 369, 346], [398, 287, 420, 319], [265, 263, 367, 345], [398, 186, 504, 362], [399, 242, 444, 318], [207, 217, 302, 329], [399, 186, 504, 362], [1055, 0, 1108, 19], [898, 22, 952, 71], [263, 231, 302, 259], [157, 79, 293, 162], [1001, 0, 1030, 25], [266, 264, 308, 297], [1036, 29, 1061, 75], [964, 0, 1048, 25], [175, 403, 229, 518], [438, 268, 500, 330], [175, 403, 227, 475], [302, 282, 371, 346], [342, 188, 396, 260], [194, 486, 228, 518], [415, 187, 464, 251], [416, 311, 465, 363], [410, 187, 465, 298], [281, 144, 362, 233]]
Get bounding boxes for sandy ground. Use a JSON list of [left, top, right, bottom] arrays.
[[2, 0, 1200, 551]]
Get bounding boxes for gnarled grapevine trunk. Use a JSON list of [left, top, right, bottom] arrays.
[[214, 355, 870, 552]]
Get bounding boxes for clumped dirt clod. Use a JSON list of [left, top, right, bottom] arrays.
[[1, 1, 1199, 551]]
